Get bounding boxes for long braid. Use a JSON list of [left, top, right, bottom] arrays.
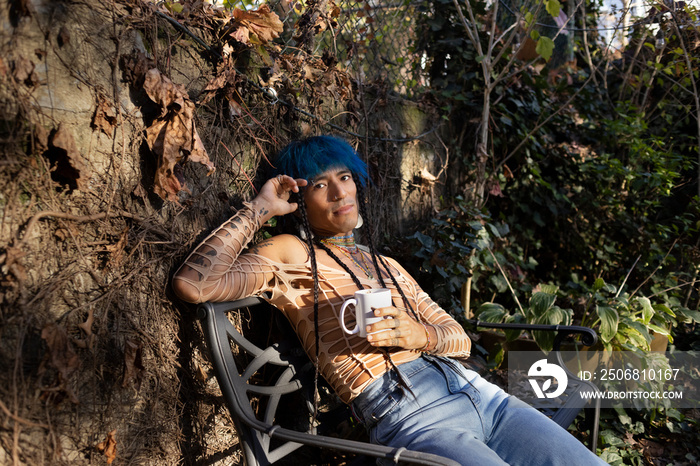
[[356, 181, 422, 323], [314, 241, 365, 289], [355, 181, 386, 288], [296, 193, 322, 422]]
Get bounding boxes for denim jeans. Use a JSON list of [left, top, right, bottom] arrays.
[[351, 355, 608, 466]]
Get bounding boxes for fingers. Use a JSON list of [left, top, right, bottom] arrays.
[[275, 174, 308, 193], [366, 307, 415, 348]]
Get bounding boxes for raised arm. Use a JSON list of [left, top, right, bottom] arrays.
[[172, 175, 307, 303]]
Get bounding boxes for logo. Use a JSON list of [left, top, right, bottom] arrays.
[[528, 359, 568, 399]]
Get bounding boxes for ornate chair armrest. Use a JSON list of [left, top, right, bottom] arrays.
[[467, 320, 597, 351]]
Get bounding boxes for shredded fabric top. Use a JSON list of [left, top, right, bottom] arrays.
[[174, 205, 471, 403]]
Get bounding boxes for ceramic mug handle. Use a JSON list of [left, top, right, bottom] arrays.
[[339, 298, 359, 334]]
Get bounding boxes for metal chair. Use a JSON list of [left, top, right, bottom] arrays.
[[198, 297, 600, 465], [198, 297, 459, 466]]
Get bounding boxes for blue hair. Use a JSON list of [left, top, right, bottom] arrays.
[[273, 136, 368, 186]]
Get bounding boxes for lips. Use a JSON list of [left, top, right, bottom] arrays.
[[334, 203, 355, 215]]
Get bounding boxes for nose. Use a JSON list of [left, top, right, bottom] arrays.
[[330, 182, 347, 202]]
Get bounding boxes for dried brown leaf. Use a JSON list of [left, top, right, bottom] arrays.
[[75, 308, 95, 350], [92, 96, 118, 136], [40, 323, 80, 404], [142, 68, 215, 201], [122, 339, 144, 389], [96, 430, 117, 464], [232, 5, 283, 44], [12, 56, 38, 86], [0, 246, 27, 282], [105, 226, 129, 268], [230, 26, 250, 45], [377, 120, 392, 138], [133, 183, 148, 200], [49, 124, 90, 191]]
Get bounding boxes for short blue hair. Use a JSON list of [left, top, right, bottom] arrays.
[[273, 136, 368, 186]]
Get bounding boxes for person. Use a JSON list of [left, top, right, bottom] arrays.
[[173, 136, 607, 465]]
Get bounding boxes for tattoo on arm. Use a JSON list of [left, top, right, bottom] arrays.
[[249, 241, 273, 254]]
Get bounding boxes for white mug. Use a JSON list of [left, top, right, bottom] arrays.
[[339, 288, 392, 338]]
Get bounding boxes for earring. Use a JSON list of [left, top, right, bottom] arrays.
[[354, 214, 363, 229], [299, 225, 314, 240]]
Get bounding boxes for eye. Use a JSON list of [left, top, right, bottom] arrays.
[[340, 174, 352, 181], [313, 181, 326, 189]]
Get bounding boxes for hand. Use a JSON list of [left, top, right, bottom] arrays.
[[251, 175, 308, 219], [366, 306, 429, 350]]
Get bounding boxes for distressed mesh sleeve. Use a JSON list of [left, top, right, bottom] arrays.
[[173, 203, 276, 303], [381, 256, 471, 358], [415, 289, 471, 357]]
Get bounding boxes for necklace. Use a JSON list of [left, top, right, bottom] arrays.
[[320, 236, 374, 279], [320, 234, 357, 252]]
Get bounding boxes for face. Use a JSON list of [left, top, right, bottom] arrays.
[[303, 167, 358, 237]]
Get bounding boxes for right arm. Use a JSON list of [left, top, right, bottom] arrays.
[[172, 175, 307, 303]]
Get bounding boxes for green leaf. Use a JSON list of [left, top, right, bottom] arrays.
[[676, 308, 700, 323], [539, 283, 559, 295], [545, 0, 561, 18], [592, 277, 605, 292], [654, 304, 676, 318], [636, 297, 654, 324], [533, 306, 571, 351], [476, 303, 507, 322], [536, 36, 555, 61], [647, 323, 669, 336], [623, 319, 651, 343], [503, 313, 525, 342], [166, 1, 184, 13], [597, 305, 619, 343], [529, 291, 557, 318], [524, 12, 534, 28]]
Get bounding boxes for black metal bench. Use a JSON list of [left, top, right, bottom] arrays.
[[197, 297, 600, 465]]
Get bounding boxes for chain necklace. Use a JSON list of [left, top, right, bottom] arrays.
[[320, 235, 374, 279]]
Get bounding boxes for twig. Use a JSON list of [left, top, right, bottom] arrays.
[[0, 399, 49, 429], [616, 255, 641, 298], [221, 142, 258, 194], [630, 239, 679, 298], [18, 210, 169, 246], [486, 246, 525, 316]]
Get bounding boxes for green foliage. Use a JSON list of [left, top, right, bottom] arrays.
[[476, 285, 573, 351], [407, 195, 539, 315]]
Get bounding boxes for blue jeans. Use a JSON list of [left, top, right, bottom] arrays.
[[351, 355, 607, 466]]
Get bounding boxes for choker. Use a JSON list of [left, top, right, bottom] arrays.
[[319, 235, 374, 279], [320, 234, 358, 253]]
